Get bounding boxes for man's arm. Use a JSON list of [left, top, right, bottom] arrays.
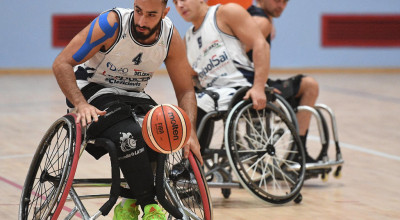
[[251, 15, 272, 41], [164, 27, 203, 164], [52, 11, 119, 126], [217, 3, 271, 110]]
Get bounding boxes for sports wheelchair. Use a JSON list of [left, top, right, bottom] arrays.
[[197, 87, 307, 204], [19, 113, 213, 220], [197, 86, 344, 204]]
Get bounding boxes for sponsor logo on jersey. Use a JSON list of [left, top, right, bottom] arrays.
[[206, 72, 228, 87], [107, 62, 129, 74], [198, 51, 228, 78], [104, 74, 151, 87], [197, 37, 202, 48], [203, 40, 221, 56], [133, 69, 152, 77]]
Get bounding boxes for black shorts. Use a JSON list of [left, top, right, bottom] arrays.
[[267, 74, 304, 108], [78, 84, 158, 159]]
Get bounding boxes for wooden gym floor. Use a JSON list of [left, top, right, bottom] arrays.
[[1, 70, 399, 219]]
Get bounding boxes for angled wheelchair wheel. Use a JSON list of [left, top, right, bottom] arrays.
[[225, 100, 306, 204], [164, 151, 213, 220], [19, 114, 81, 220]]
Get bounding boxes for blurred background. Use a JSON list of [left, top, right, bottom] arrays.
[[0, 0, 399, 70], [1, 1, 400, 219]]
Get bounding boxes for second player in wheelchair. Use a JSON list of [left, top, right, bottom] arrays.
[[174, 0, 344, 202], [246, 0, 344, 181]]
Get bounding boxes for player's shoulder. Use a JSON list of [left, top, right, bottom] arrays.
[[106, 7, 132, 21], [217, 3, 252, 28], [218, 2, 246, 14], [218, 2, 250, 21]]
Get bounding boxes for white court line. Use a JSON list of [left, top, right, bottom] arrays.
[[0, 154, 34, 160], [2, 138, 400, 162], [308, 135, 400, 162]]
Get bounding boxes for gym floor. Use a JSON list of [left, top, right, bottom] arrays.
[[1, 71, 400, 219]]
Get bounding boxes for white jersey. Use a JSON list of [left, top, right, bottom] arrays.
[[74, 8, 174, 92], [185, 5, 254, 89]]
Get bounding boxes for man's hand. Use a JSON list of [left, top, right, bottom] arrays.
[[183, 130, 203, 165], [75, 102, 106, 127], [243, 86, 267, 110]]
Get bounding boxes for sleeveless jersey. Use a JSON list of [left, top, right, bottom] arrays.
[[74, 8, 174, 92], [247, 5, 271, 62], [185, 5, 254, 88]]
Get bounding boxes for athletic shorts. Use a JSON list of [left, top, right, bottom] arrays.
[[267, 74, 304, 108]]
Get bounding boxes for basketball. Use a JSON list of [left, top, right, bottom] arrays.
[[142, 104, 191, 154], [206, 0, 253, 9]]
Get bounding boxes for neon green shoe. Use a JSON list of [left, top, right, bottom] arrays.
[[143, 204, 166, 220], [113, 199, 140, 220]]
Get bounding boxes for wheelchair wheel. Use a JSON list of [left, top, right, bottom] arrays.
[[225, 100, 306, 204], [164, 151, 213, 220], [19, 114, 81, 220]]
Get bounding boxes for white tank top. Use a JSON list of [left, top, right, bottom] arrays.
[[74, 8, 174, 92], [185, 5, 254, 89]]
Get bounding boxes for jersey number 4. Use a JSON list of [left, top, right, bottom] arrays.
[[132, 53, 143, 65]]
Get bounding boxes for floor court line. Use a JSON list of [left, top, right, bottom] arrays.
[[3, 138, 399, 162], [308, 135, 400, 162], [0, 176, 82, 218], [323, 85, 400, 104]]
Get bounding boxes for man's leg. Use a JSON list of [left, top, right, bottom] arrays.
[[295, 76, 319, 162], [100, 118, 157, 209], [268, 75, 319, 162], [295, 76, 319, 136]]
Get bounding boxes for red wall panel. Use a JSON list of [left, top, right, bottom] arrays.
[[52, 14, 97, 47], [322, 14, 400, 47]]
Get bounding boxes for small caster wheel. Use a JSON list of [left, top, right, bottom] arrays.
[[221, 188, 231, 199], [322, 173, 329, 182], [334, 166, 342, 179], [294, 193, 302, 204]]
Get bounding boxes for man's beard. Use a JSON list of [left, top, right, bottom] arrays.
[[132, 17, 162, 41]]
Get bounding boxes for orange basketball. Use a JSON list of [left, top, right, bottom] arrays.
[[142, 104, 191, 154], [206, 0, 253, 9]]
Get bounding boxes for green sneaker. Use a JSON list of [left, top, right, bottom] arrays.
[[143, 204, 166, 220], [113, 199, 140, 220]]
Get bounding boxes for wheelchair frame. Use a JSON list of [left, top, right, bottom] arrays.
[[19, 113, 213, 220], [197, 87, 307, 204], [295, 104, 344, 180], [265, 93, 344, 181]]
